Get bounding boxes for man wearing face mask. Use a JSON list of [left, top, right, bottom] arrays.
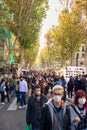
[[40, 85, 68, 130], [26, 84, 47, 130], [18, 76, 28, 109]]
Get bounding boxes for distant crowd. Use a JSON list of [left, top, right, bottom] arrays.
[[0, 70, 87, 105], [0, 70, 87, 130]]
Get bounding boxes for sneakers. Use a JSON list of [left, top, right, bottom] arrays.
[[22, 105, 27, 108], [1, 102, 5, 105], [18, 106, 23, 109], [18, 105, 27, 109]]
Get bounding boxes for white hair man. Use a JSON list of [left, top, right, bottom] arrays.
[[40, 85, 69, 130]]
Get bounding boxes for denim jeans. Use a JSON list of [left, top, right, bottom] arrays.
[[20, 92, 26, 106], [32, 126, 40, 130], [0, 91, 5, 102], [16, 91, 20, 103]]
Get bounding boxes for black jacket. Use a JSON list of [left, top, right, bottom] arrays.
[[26, 94, 47, 127], [40, 104, 52, 130]]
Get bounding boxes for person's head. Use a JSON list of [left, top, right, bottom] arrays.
[[74, 90, 87, 108], [34, 84, 41, 97], [52, 85, 64, 104], [61, 75, 64, 80], [1, 79, 5, 85], [20, 76, 24, 81], [48, 86, 52, 93], [5, 81, 8, 86], [78, 75, 82, 79]]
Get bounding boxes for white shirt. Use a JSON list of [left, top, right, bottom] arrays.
[[19, 80, 28, 93]]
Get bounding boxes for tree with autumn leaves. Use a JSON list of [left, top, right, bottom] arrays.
[[0, 0, 48, 67], [75, 0, 87, 67], [40, 3, 86, 68], [0, 0, 87, 69], [75, 0, 87, 15], [53, 8, 85, 66]]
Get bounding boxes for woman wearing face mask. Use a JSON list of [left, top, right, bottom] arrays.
[[65, 90, 87, 130]]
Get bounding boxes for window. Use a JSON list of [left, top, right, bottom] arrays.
[[76, 53, 79, 59], [82, 46, 85, 52], [80, 62, 84, 65], [82, 53, 85, 57]]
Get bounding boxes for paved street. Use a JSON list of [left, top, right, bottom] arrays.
[[0, 97, 26, 130]]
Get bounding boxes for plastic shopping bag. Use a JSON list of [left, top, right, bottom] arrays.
[[25, 125, 32, 130]]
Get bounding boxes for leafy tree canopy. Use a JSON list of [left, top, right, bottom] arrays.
[[75, 0, 87, 15], [44, 8, 85, 67], [1, 0, 48, 49]]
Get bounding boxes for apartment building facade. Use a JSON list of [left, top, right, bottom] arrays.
[[76, 43, 87, 68]]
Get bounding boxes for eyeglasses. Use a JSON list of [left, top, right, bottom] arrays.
[[53, 93, 62, 96]]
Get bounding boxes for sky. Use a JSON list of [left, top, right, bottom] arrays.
[[39, 0, 67, 51], [36, 0, 71, 65]]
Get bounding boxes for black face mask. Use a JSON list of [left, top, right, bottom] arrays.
[[35, 94, 40, 97], [20, 79, 23, 81]]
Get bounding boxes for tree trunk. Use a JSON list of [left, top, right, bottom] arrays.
[[6, 36, 17, 62], [17, 47, 24, 64]]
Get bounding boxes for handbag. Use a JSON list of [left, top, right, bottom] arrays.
[[25, 125, 32, 130]]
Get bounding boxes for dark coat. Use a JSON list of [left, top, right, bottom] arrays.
[[26, 94, 47, 127], [40, 104, 52, 130], [67, 79, 74, 91]]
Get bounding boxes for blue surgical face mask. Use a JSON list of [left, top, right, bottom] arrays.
[[54, 95, 61, 102], [48, 88, 51, 93], [78, 98, 86, 105]]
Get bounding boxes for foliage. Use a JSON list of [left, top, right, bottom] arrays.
[[0, 27, 6, 44], [39, 42, 59, 68], [23, 42, 39, 68], [51, 8, 85, 66], [0, 3, 6, 44], [0, 0, 48, 64], [39, 46, 49, 68], [75, 0, 87, 15], [43, 8, 85, 67], [1, 0, 48, 48]]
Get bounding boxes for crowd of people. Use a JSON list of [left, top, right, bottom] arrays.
[[0, 70, 87, 130], [0, 76, 16, 105], [25, 70, 87, 130]]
